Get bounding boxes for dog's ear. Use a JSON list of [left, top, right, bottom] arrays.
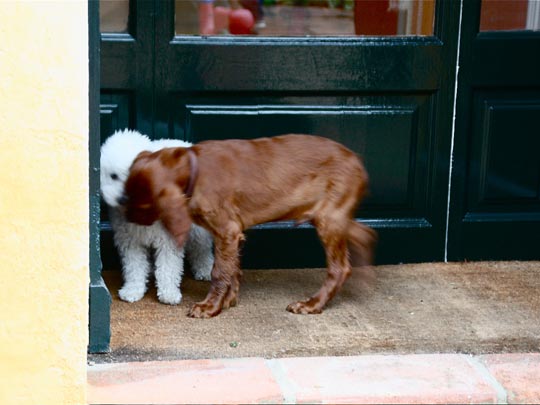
[[172, 147, 186, 160], [156, 185, 192, 249], [158, 147, 188, 169], [135, 150, 153, 161]]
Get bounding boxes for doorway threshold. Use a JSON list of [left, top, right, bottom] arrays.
[[90, 261, 540, 364]]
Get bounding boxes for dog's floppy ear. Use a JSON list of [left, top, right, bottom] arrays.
[[159, 147, 188, 169], [135, 150, 153, 161], [156, 184, 193, 249], [172, 147, 186, 160]]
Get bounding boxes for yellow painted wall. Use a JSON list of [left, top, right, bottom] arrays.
[[0, 2, 88, 404]]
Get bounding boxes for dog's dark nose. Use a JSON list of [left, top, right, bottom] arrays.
[[117, 194, 129, 206]]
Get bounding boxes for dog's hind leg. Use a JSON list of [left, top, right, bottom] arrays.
[[287, 214, 351, 314], [347, 220, 377, 266]]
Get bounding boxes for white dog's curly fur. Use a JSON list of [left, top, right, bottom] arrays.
[[100, 129, 214, 305]]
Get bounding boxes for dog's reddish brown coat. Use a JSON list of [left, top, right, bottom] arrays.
[[124, 134, 376, 318]]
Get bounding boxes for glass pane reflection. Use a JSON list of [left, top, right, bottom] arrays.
[[175, 0, 435, 36], [480, 0, 540, 32], [100, 0, 129, 33]]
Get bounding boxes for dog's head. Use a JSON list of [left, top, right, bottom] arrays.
[[100, 129, 153, 207], [100, 130, 193, 208], [122, 147, 193, 231]]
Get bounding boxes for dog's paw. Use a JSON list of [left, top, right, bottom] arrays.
[[157, 288, 182, 305], [188, 302, 222, 318], [118, 285, 146, 303], [286, 299, 323, 315]]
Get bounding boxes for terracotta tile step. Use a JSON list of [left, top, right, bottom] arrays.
[[88, 353, 540, 404]]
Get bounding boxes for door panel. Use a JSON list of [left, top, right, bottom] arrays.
[[460, 90, 540, 260], [468, 91, 540, 206], [176, 97, 431, 213], [155, 38, 443, 92], [171, 94, 435, 266], [448, 0, 540, 261], [472, 35, 540, 86]]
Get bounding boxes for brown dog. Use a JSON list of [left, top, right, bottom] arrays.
[[122, 134, 376, 318]]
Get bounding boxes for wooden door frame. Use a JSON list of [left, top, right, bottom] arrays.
[[89, 0, 111, 353]]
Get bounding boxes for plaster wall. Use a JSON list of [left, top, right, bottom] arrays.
[[0, 2, 89, 404]]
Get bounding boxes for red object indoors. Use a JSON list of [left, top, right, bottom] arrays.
[[354, 0, 398, 36], [229, 9, 255, 35]]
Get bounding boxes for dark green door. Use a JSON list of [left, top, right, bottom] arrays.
[[98, 0, 461, 268], [447, 0, 540, 260]]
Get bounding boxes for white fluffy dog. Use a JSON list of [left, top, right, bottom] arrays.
[[100, 129, 214, 305]]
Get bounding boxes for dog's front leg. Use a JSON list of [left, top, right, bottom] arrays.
[[188, 225, 243, 318], [154, 233, 185, 305], [117, 243, 151, 303]]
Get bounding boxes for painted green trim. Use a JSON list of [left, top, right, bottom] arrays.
[[89, 0, 111, 353]]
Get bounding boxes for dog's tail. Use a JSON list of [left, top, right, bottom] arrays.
[[347, 220, 377, 266]]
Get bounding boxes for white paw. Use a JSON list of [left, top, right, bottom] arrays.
[[157, 288, 182, 305], [118, 285, 146, 302]]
